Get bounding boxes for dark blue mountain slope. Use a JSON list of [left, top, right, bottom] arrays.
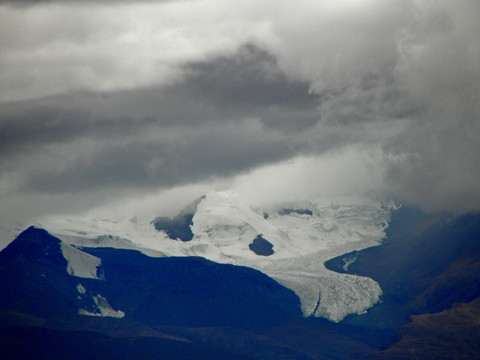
[[81, 247, 302, 328], [369, 297, 480, 360], [326, 207, 480, 330], [0, 227, 301, 331], [0, 227, 81, 321]]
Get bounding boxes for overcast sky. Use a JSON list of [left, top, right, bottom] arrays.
[[0, 0, 479, 231]]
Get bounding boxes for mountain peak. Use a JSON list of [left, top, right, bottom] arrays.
[[0, 226, 65, 264], [0, 226, 103, 280]]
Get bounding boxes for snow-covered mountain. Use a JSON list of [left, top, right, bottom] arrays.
[[35, 191, 395, 322], [2, 204, 480, 360]]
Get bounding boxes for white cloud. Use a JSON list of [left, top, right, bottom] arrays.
[[0, 0, 275, 102], [231, 145, 387, 207]]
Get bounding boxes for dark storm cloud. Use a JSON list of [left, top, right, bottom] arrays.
[[25, 125, 297, 193], [182, 45, 320, 129], [0, 45, 319, 194]]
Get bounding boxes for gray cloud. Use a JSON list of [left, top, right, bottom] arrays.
[[258, 0, 480, 213], [380, 1, 480, 213], [0, 0, 479, 226], [0, 45, 320, 198], [25, 124, 297, 193]]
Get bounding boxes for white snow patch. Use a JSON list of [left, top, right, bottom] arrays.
[[60, 243, 103, 280], [78, 294, 125, 318], [342, 253, 358, 271], [76, 283, 86, 294]]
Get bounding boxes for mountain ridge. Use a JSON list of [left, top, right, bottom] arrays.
[[1, 205, 480, 359], [35, 191, 393, 322]]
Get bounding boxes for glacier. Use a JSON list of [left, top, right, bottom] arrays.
[[35, 191, 394, 322], [60, 242, 104, 280]]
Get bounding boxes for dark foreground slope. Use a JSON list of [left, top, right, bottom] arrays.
[[326, 207, 480, 358], [0, 325, 256, 360], [371, 297, 480, 360]]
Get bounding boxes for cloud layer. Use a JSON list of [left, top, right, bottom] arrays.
[[0, 0, 479, 227]]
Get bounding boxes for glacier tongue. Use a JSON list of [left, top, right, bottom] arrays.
[[38, 190, 394, 322], [183, 191, 390, 321], [265, 259, 381, 321]]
